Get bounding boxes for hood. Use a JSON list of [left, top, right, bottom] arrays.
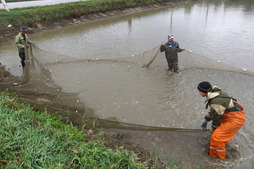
[[206, 86, 222, 101]]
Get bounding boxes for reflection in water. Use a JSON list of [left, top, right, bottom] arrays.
[[127, 17, 132, 33], [205, 2, 209, 28], [169, 9, 173, 34], [221, 0, 254, 11]]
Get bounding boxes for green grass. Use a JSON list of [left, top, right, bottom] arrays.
[[6, 0, 34, 2], [0, 0, 172, 27], [0, 91, 149, 168], [0, 90, 215, 168]]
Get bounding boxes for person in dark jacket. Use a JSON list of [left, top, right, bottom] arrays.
[[160, 35, 185, 72], [15, 27, 31, 68], [197, 81, 245, 159]]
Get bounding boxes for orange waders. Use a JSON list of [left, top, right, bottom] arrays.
[[209, 101, 245, 159]]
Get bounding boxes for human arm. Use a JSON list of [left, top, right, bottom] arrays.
[[201, 120, 208, 130], [15, 35, 25, 48], [26, 35, 32, 45], [204, 108, 223, 130], [172, 41, 185, 52], [176, 48, 185, 52], [176, 42, 185, 52], [160, 43, 165, 52]]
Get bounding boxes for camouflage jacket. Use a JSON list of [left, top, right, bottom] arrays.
[[204, 86, 242, 129], [15, 33, 31, 53]]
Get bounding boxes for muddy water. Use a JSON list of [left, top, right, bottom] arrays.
[[1, 0, 254, 168]]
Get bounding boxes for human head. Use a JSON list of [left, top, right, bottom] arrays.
[[197, 81, 212, 97], [168, 34, 174, 42], [21, 27, 27, 34]]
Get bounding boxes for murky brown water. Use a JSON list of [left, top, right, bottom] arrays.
[[1, 0, 254, 168]]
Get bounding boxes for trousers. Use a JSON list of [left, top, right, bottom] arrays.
[[209, 101, 245, 159], [19, 52, 26, 68]]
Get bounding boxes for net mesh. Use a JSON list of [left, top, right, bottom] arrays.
[[30, 43, 254, 76], [1, 43, 253, 131]]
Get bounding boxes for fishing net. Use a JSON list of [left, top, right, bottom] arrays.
[[1, 43, 254, 131], [30, 43, 254, 76]]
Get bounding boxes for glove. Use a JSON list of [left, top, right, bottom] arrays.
[[201, 121, 207, 130]]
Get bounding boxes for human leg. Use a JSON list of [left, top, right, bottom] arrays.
[[165, 55, 171, 71], [209, 110, 245, 159], [18, 52, 26, 68], [173, 62, 178, 72]]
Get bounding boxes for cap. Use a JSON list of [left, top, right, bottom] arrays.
[[21, 27, 27, 32], [168, 34, 174, 39], [197, 81, 212, 93]]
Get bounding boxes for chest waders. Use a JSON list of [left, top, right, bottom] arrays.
[[207, 96, 245, 159], [164, 46, 179, 72]]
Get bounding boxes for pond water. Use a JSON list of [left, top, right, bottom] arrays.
[[1, 0, 254, 168]]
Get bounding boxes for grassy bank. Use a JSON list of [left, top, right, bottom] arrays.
[[0, 0, 173, 27], [6, 0, 33, 2], [0, 91, 155, 168]]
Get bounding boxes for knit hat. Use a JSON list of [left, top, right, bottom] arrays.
[[197, 81, 212, 93]]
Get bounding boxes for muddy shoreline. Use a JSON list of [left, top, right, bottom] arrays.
[[0, 1, 197, 168]]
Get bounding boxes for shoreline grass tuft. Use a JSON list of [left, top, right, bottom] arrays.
[[0, 91, 149, 168], [0, 0, 172, 27]]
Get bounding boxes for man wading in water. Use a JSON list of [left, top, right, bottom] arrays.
[[160, 35, 185, 72], [15, 27, 31, 69], [197, 81, 245, 159]]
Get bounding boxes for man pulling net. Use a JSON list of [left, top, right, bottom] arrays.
[[197, 81, 245, 159], [160, 34, 185, 73]]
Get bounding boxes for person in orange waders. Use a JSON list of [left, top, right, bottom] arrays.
[[197, 81, 245, 159]]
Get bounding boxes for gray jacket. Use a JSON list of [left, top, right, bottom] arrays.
[[160, 45, 182, 62]]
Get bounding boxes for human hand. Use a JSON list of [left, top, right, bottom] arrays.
[[201, 121, 207, 130], [182, 48, 185, 51], [161, 42, 164, 46]]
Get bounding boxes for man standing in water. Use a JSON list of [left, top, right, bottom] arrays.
[[160, 35, 185, 72], [197, 81, 245, 159], [15, 27, 31, 68]]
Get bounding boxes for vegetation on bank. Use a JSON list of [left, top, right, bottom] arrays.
[[6, 0, 33, 2], [0, 91, 153, 168], [0, 0, 174, 27]]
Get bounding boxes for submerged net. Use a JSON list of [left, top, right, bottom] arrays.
[[1, 43, 254, 132]]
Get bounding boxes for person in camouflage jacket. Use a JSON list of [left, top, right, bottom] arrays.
[[15, 27, 31, 68], [197, 81, 245, 159]]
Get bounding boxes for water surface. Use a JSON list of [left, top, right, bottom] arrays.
[[1, 0, 254, 168]]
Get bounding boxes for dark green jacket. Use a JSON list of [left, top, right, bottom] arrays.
[[160, 45, 182, 62], [204, 86, 240, 129]]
